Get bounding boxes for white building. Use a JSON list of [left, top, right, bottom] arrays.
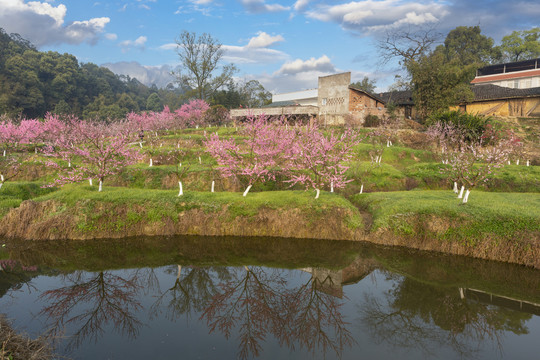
[[472, 58, 540, 89]]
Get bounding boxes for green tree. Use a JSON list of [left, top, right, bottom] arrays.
[[239, 80, 271, 107], [409, 50, 475, 118], [350, 76, 377, 93], [442, 26, 497, 65], [146, 93, 163, 112], [174, 31, 238, 101], [497, 28, 540, 62]]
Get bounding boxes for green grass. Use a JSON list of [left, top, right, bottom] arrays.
[[31, 184, 364, 232], [351, 190, 540, 243], [0, 182, 57, 219]]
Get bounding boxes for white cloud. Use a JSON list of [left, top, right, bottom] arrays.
[[222, 45, 288, 64], [105, 33, 118, 40], [191, 0, 213, 4], [139, 4, 151, 10], [0, 0, 110, 47], [159, 43, 177, 50], [0, 0, 111, 46], [246, 32, 284, 48], [241, 0, 290, 13], [293, 0, 310, 12], [120, 35, 147, 51], [306, 0, 447, 34], [275, 55, 336, 75], [102, 61, 177, 88]]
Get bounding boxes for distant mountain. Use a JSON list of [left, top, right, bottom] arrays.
[[102, 61, 178, 89]]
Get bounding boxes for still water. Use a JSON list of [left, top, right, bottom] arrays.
[[1, 236, 539, 359]]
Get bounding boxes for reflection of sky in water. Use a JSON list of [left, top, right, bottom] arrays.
[[1, 264, 539, 360]]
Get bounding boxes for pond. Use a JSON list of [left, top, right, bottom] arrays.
[[1, 236, 539, 359]]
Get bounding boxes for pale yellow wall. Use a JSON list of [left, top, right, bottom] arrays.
[[461, 97, 540, 117]]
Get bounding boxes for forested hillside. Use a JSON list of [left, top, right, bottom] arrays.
[[0, 28, 185, 120]]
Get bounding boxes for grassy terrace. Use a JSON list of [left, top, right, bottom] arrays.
[[0, 126, 539, 266]]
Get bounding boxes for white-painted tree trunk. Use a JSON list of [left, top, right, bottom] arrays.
[[160, 143, 163, 148], [0, 174, 3, 182], [387, 140, 390, 147], [378, 156, 382, 164], [2, 150, 5, 157], [453, 182, 458, 193], [198, 156, 202, 164], [390, 140, 393, 146], [89, 179, 93, 186], [315, 188, 320, 199], [196, 125, 199, 129], [508, 160, 511, 165], [516, 159, 520, 165], [359, 184, 363, 194], [330, 181, 334, 193], [35, 147, 38, 154], [98, 180, 103, 192], [139, 142, 143, 148], [0, 183, 3, 190], [211, 180, 215, 193], [243, 184, 252, 197], [68, 160, 71, 167], [527, 160, 530, 166], [463, 189, 470, 203], [458, 186, 464, 199], [149, 158, 153, 167], [178, 181, 183, 196]]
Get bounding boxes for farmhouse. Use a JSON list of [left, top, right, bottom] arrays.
[[230, 72, 387, 125]]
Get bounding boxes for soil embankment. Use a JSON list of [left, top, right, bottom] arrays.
[[1, 192, 538, 269]]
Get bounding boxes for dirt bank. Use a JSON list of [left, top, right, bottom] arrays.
[[1, 198, 538, 269]]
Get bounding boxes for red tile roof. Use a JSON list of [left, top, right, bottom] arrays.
[[471, 69, 540, 83]]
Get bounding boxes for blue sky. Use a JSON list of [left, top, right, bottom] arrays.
[[1, 0, 539, 93]]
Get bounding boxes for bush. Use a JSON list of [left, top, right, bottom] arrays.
[[426, 110, 492, 143], [204, 105, 231, 126], [363, 114, 380, 127]]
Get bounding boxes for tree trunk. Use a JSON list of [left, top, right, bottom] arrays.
[[330, 181, 334, 193], [315, 188, 320, 199], [178, 181, 183, 196], [243, 184, 252, 197], [89, 179, 93, 186], [359, 184, 363, 194], [453, 182, 458, 193], [457, 186, 464, 199], [149, 158, 153, 167], [98, 180, 103, 192], [463, 189, 470, 203], [211, 180, 215, 193]]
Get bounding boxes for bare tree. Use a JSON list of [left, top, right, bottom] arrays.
[[175, 31, 238, 101], [377, 25, 440, 66]]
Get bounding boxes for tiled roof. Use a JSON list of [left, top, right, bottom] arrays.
[[470, 84, 540, 102], [348, 86, 386, 103], [378, 90, 414, 105]]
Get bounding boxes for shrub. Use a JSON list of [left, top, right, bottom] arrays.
[[204, 105, 231, 126], [363, 114, 380, 127], [426, 110, 492, 143]]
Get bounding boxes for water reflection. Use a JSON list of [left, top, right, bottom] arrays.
[[39, 271, 143, 351], [1, 236, 539, 359], [358, 273, 532, 358]]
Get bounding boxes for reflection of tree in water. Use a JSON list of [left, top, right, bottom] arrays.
[[359, 273, 531, 358], [201, 266, 353, 360], [283, 274, 354, 357], [150, 265, 232, 321], [39, 270, 143, 351]]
